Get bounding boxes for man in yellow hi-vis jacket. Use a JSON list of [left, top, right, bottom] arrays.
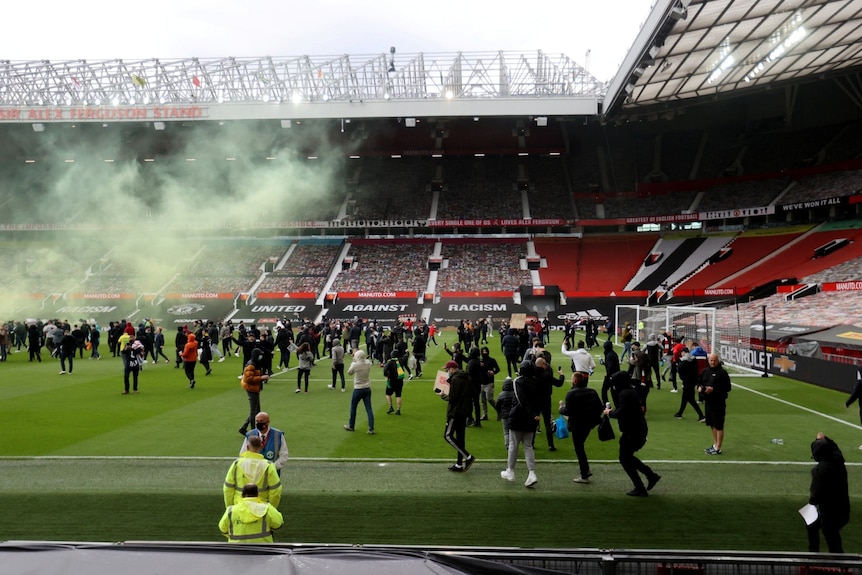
[[219, 483, 284, 543], [223, 434, 281, 508]]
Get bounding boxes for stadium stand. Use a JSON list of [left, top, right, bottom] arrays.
[[713, 224, 862, 290], [329, 240, 433, 293], [435, 239, 531, 293]]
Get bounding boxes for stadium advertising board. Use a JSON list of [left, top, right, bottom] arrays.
[[428, 218, 569, 227], [429, 297, 532, 328], [52, 293, 139, 327], [233, 293, 319, 325], [767, 352, 857, 393], [149, 293, 237, 326], [325, 292, 421, 328]]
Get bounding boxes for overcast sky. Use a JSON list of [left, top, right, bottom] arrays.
[[2, 0, 652, 83]]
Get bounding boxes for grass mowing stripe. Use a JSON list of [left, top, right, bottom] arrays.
[[733, 380, 862, 430], [1, 459, 860, 550]]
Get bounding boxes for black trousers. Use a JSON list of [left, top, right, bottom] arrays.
[[570, 427, 592, 478], [807, 518, 844, 553], [444, 416, 470, 465], [677, 384, 704, 418], [540, 396, 555, 448], [619, 432, 653, 491]]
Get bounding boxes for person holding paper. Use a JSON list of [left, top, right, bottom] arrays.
[[806, 432, 850, 553]]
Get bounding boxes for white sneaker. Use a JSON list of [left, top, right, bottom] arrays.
[[670, 388, 679, 393], [573, 477, 591, 484], [218, 357, 225, 362], [327, 385, 334, 389], [525, 471, 538, 488], [500, 468, 515, 481]]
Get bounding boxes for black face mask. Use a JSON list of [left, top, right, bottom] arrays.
[[255, 422, 268, 432]]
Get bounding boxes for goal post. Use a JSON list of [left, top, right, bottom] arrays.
[[615, 304, 716, 351], [614, 304, 763, 375]]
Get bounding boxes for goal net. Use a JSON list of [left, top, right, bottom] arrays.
[[615, 304, 763, 375]]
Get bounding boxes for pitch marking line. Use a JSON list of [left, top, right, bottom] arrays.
[[733, 380, 862, 431]]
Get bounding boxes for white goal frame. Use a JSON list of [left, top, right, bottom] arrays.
[[615, 304, 763, 375], [615, 304, 716, 352]]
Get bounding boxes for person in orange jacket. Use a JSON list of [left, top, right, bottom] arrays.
[[181, 332, 199, 389]]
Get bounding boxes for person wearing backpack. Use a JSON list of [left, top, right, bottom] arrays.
[[383, 352, 405, 415], [559, 372, 603, 484]]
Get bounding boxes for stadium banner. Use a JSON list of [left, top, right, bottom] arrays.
[[149, 297, 238, 326], [256, 292, 317, 299], [429, 297, 533, 328], [718, 340, 856, 393], [324, 299, 423, 328], [164, 292, 233, 299], [53, 301, 139, 324], [66, 293, 136, 300], [0, 105, 207, 122], [821, 281, 862, 291], [233, 296, 320, 325], [440, 291, 513, 298], [3, 293, 45, 299], [778, 195, 848, 212], [766, 352, 857, 393], [336, 291, 418, 299], [427, 218, 569, 228], [668, 288, 740, 297], [699, 206, 775, 220], [549, 298, 642, 330]]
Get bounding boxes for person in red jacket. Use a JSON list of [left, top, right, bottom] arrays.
[[181, 332, 199, 389]]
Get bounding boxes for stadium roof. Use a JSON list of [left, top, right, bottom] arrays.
[[603, 0, 862, 118], [3, 0, 862, 126]]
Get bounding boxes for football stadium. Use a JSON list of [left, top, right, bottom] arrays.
[[2, 0, 862, 572]]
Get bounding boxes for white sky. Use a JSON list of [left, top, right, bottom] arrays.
[[2, 0, 652, 83]]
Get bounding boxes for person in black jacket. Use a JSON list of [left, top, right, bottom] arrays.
[[627, 341, 653, 412], [534, 357, 564, 451], [605, 373, 661, 497], [699, 352, 731, 455], [27, 323, 42, 363], [673, 349, 705, 421], [495, 377, 515, 449], [501, 328, 521, 377], [411, 331, 426, 378], [600, 339, 621, 405], [560, 372, 603, 483], [441, 360, 475, 473], [58, 328, 77, 374], [480, 346, 501, 420], [174, 326, 187, 368], [500, 361, 541, 488], [465, 347, 484, 426], [807, 433, 850, 553]]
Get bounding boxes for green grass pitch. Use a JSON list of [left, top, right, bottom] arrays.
[[0, 332, 860, 551]]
